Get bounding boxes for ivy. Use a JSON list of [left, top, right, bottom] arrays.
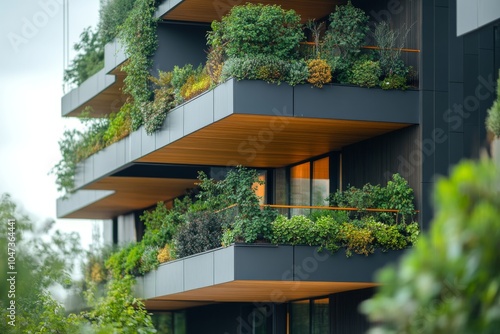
[[119, 0, 158, 130]]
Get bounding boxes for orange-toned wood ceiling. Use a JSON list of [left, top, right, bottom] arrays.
[[65, 114, 409, 219], [163, 0, 346, 23], [138, 114, 410, 167], [145, 280, 377, 311]]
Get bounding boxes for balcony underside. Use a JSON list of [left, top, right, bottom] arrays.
[[58, 79, 419, 219], [136, 244, 402, 311], [162, 0, 344, 23]]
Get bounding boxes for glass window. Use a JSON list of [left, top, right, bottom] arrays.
[[290, 162, 311, 216], [254, 170, 267, 205], [312, 158, 330, 206], [312, 298, 329, 334], [290, 300, 310, 334]]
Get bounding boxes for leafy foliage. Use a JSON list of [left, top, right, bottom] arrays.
[[120, 0, 158, 130], [307, 58, 332, 88], [221, 55, 308, 86], [81, 276, 156, 333], [380, 74, 408, 90], [486, 71, 500, 137], [51, 112, 109, 195], [362, 159, 500, 333], [329, 173, 416, 224], [348, 59, 382, 88], [174, 211, 224, 258], [208, 3, 304, 60], [374, 21, 411, 78], [142, 71, 177, 134], [98, 0, 138, 44], [64, 27, 104, 87], [0, 194, 83, 333], [322, 1, 369, 81]]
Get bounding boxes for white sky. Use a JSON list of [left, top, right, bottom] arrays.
[[0, 0, 101, 249]]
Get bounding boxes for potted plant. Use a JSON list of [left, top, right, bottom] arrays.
[[486, 71, 500, 161]]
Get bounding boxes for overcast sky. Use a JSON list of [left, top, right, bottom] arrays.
[[0, 0, 101, 248]]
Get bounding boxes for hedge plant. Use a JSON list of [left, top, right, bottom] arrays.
[[208, 3, 304, 60]]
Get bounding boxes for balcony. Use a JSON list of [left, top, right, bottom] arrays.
[[57, 78, 419, 219], [136, 243, 403, 311]]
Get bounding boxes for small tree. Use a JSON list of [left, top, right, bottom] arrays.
[[208, 3, 304, 60]]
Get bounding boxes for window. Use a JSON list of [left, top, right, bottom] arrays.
[[290, 157, 330, 215], [289, 298, 330, 334]]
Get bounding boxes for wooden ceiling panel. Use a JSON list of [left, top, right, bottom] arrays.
[[163, 0, 346, 23], [146, 280, 377, 310], [64, 177, 198, 219], [138, 114, 408, 167]]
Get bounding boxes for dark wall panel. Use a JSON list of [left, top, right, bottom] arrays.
[[331, 288, 375, 334], [341, 125, 421, 222], [152, 22, 209, 74]]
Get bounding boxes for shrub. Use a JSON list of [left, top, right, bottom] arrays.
[[322, 1, 369, 81], [486, 71, 500, 137], [208, 3, 304, 60], [140, 245, 159, 273], [286, 59, 309, 86], [374, 21, 411, 77], [365, 219, 407, 251], [180, 70, 211, 101], [143, 71, 176, 134], [380, 74, 408, 90], [339, 222, 374, 256], [103, 103, 132, 145], [64, 27, 104, 86], [221, 55, 287, 84], [174, 211, 224, 258], [157, 244, 174, 263], [349, 59, 382, 88], [271, 215, 314, 245], [206, 46, 224, 85], [307, 59, 332, 88], [119, 0, 158, 130]]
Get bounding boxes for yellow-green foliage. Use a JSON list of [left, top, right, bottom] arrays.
[[181, 71, 211, 101], [307, 58, 332, 88], [103, 103, 132, 145], [339, 222, 374, 256], [157, 244, 173, 263]]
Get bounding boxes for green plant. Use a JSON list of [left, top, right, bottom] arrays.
[[142, 71, 176, 134], [271, 215, 315, 245], [322, 1, 369, 81], [98, 0, 138, 44], [365, 218, 408, 251], [486, 70, 500, 137], [221, 56, 308, 85], [307, 58, 332, 88], [374, 21, 411, 77], [180, 69, 211, 101], [82, 275, 156, 333], [338, 222, 374, 256], [64, 27, 104, 86], [174, 211, 224, 258], [140, 245, 160, 273], [348, 59, 382, 88], [380, 74, 408, 90], [361, 159, 500, 333], [103, 103, 132, 144], [208, 3, 304, 60], [206, 45, 225, 85], [329, 173, 416, 224], [119, 0, 158, 130], [157, 244, 174, 263]]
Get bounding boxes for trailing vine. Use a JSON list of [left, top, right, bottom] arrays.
[[119, 0, 158, 130]]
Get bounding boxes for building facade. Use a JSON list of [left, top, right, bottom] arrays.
[[58, 0, 500, 333]]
